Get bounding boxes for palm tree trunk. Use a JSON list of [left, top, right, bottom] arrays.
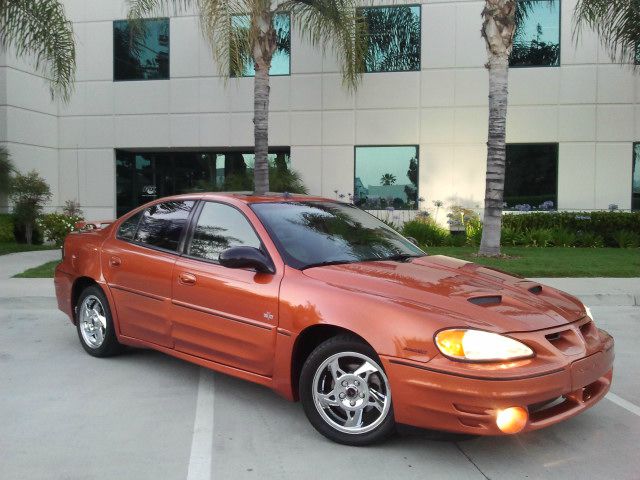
[[253, 63, 270, 195], [479, 56, 509, 256]]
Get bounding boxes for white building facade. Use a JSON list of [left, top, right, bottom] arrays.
[[1, 0, 639, 219]]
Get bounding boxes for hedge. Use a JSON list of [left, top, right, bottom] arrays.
[[0, 213, 15, 243]]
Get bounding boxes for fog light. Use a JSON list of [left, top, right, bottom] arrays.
[[496, 406, 528, 434]]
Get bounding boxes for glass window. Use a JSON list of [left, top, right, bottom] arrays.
[[114, 18, 170, 81], [115, 149, 291, 217], [188, 202, 262, 262], [633, 143, 640, 211], [504, 144, 558, 210], [134, 201, 194, 251], [510, 0, 560, 67], [231, 13, 290, 76], [117, 212, 142, 241], [251, 201, 424, 270], [354, 146, 419, 210], [359, 5, 421, 73]]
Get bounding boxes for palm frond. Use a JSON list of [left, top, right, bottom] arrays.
[[0, 0, 76, 102], [280, 0, 367, 90], [573, 0, 640, 64], [0, 147, 15, 196]]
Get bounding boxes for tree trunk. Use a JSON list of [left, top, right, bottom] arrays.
[[25, 221, 33, 245], [253, 64, 270, 195], [479, 56, 509, 256]]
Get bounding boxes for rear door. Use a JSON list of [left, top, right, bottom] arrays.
[[102, 200, 195, 347], [170, 201, 281, 376]]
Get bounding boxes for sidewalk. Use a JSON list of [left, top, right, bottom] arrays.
[[0, 249, 60, 298], [533, 277, 640, 307]]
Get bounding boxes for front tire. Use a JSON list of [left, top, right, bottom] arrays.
[[76, 285, 122, 357], [299, 335, 395, 445]]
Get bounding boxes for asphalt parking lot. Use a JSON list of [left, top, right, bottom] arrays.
[[1, 295, 639, 480]]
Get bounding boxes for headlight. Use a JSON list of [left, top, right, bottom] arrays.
[[585, 306, 594, 321], [435, 329, 534, 362]]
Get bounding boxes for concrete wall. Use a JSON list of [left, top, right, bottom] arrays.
[[2, 0, 639, 218]]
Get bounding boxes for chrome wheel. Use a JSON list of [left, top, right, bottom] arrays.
[[312, 352, 391, 435], [79, 295, 107, 349]]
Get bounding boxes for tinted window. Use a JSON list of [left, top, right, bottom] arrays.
[[251, 201, 424, 270], [354, 146, 419, 210], [633, 143, 640, 211], [231, 13, 290, 76], [188, 202, 261, 261], [117, 212, 142, 240], [510, 0, 560, 67], [114, 18, 170, 81], [134, 201, 194, 251], [359, 5, 421, 72], [504, 144, 558, 210]]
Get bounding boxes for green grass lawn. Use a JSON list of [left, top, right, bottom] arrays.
[[13, 260, 60, 278], [10, 247, 639, 279], [0, 242, 57, 256], [427, 247, 640, 277]]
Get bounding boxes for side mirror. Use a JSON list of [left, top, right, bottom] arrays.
[[406, 236, 419, 246], [219, 246, 274, 274]]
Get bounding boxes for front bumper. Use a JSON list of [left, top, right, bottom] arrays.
[[381, 330, 614, 435]]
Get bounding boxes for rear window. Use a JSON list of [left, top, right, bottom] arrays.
[[133, 201, 194, 251]]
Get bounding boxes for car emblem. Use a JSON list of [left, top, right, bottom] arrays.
[[263, 312, 274, 320]]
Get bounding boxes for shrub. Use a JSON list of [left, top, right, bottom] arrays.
[[37, 212, 83, 247], [9, 170, 52, 245], [0, 214, 15, 243], [502, 211, 640, 247], [501, 226, 525, 246], [612, 230, 640, 249], [465, 219, 483, 246], [62, 200, 83, 217], [575, 232, 605, 248], [550, 228, 577, 247], [523, 228, 554, 247], [402, 218, 450, 247]]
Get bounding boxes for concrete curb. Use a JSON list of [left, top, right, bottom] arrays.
[[571, 294, 639, 307]]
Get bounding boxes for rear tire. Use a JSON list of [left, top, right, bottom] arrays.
[[76, 285, 122, 357], [299, 334, 395, 445]]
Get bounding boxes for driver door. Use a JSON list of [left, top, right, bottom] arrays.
[[170, 201, 281, 377]]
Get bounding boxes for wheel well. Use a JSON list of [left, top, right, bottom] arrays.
[[71, 277, 99, 321], [290, 325, 370, 400]]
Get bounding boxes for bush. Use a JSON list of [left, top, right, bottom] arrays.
[[0, 214, 15, 243], [501, 226, 525, 246], [37, 212, 83, 247], [575, 232, 605, 248], [612, 230, 640, 249], [402, 218, 450, 247], [523, 228, 554, 247], [9, 170, 52, 245], [465, 219, 483, 246], [502, 211, 640, 247], [550, 228, 577, 247]]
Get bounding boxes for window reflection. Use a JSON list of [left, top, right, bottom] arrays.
[[633, 143, 640, 211], [510, 0, 560, 67], [134, 201, 194, 251], [231, 13, 290, 76], [354, 146, 419, 210], [115, 149, 291, 217], [188, 202, 262, 261], [114, 18, 170, 80], [359, 5, 421, 73], [504, 144, 558, 210]]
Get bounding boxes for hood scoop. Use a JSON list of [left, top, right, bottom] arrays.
[[468, 295, 502, 306]]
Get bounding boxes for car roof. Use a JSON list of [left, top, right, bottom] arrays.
[[159, 192, 338, 204]]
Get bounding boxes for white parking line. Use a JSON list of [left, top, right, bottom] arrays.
[[187, 369, 216, 480], [607, 393, 640, 417]]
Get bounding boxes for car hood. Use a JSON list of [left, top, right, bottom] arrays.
[[302, 255, 586, 332]]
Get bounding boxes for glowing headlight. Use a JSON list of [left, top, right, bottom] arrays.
[[585, 305, 594, 321], [435, 329, 534, 362]]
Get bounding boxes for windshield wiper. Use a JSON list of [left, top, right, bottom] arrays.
[[300, 259, 358, 270], [381, 253, 423, 262]]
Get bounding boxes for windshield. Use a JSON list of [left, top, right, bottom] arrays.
[[251, 201, 425, 270]]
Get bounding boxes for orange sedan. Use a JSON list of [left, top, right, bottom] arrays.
[[54, 193, 614, 445]]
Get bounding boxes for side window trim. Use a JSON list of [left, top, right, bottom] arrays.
[[181, 200, 274, 270], [116, 210, 143, 242]]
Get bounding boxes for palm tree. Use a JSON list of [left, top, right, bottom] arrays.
[[477, 0, 518, 257], [380, 173, 397, 186], [0, 1, 76, 101], [0, 147, 15, 197], [573, 0, 640, 65], [128, 0, 367, 195]]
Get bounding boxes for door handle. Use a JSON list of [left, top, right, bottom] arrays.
[[178, 273, 197, 286], [109, 256, 122, 267]]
